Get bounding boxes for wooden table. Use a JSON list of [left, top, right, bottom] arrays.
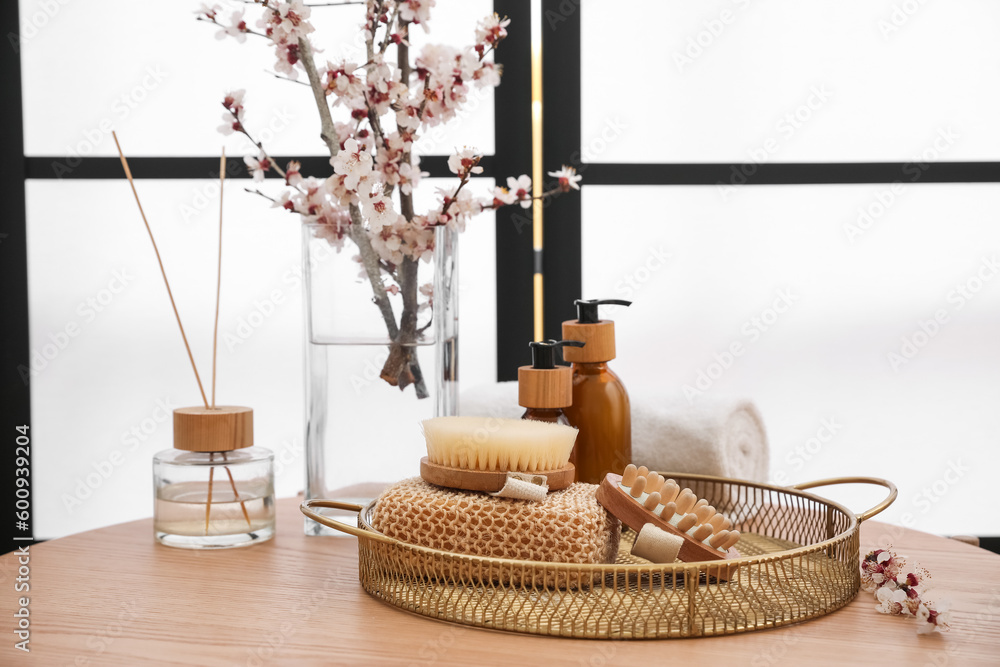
[[2, 496, 998, 666]]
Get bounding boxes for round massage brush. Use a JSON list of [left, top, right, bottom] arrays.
[[419, 416, 577, 493], [596, 464, 741, 578]]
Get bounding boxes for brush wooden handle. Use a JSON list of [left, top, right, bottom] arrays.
[[596, 473, 740, 579], [419, 457, 575, 493]]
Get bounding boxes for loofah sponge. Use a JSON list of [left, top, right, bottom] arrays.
[[372, 478, 620, 567]]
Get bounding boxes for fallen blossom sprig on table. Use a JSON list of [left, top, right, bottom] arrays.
[[861, 547, 951, 635], [198, 0, 581, 397]]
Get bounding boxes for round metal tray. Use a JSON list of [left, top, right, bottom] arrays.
[[301, 474, 895, 639]]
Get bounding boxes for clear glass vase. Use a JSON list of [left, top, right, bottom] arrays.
[[303, 223, 458, 534]]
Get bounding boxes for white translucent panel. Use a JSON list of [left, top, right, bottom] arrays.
[[20, 0, 494, 158], [26, 177, 495, 538], [582, 184, 1000, 536], [581, 1, 1000, 162]]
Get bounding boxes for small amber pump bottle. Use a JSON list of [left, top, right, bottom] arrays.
[[518, 339, 585, 425], [562, 299, 632, 483]]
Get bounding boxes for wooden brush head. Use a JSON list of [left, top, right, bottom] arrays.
[[173, 406, 253, 452]]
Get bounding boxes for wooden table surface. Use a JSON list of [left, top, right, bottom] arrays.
[[2, 496, 999, 666]]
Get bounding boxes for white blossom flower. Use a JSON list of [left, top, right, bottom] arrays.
[[273, 41, 302, 79], [548, 164, 582, 192], [399, 0, 435, 30], [271, 191, 296, 212], [447, 148, 483, 176], [195, 3, 220, 20], [507, 174, 532, 208], [325, 61, 366, 110], [244, 152, 273, 182], [473, 61, 501, 87], [331, 138, 373, 191], [285, 160, 302, 187], [875, 585, 909, 615], [488, 185, 516, 208], [277, 1, 313, 39], [216, 10, 249, 43], [475, 13, 510, 48], [359, 182, 397, 232], [916, 600, 951, 634], [398, 162, 426, 196]]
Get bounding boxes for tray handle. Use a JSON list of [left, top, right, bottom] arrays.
[[789, 476, 897, 522], [300, 499, 396, 544]]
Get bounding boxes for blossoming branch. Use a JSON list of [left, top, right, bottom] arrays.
[[861, 547, 951, 635], [197, 0, 581, 395]]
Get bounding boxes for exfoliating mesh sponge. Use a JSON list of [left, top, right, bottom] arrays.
[[373, 477, 621, 566]]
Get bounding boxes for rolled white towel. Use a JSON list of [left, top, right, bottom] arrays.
[[631, 396, 768, 483], [462, 383, 769, 483]]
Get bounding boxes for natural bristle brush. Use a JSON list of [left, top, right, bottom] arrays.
[[596, 464, 741, 575], [419, 416, 577, 495]]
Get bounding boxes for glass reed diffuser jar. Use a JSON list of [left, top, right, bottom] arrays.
[[154, 406, 275, 549]]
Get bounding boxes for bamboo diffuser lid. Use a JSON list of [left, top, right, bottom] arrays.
[[561, 299, 632, 363], [173, 406, 254, 452]]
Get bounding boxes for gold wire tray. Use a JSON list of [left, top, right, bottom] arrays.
[[301, 474, 896, 639]]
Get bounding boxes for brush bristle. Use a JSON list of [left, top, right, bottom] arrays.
[[422, 416, 578, 472]]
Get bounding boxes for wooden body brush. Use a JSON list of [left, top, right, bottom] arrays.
[[419, 416, 577, 493], [596, 464, 741, 572]]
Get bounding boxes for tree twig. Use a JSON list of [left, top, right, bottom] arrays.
[[298, 38, 341, 158]]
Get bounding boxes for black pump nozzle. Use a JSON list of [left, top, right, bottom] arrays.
[[528, 339, 585, 369], [574, 299, 632, 324]]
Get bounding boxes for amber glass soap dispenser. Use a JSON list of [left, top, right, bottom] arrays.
[[518, 339, 585, 424], [562, 299, 632, 483]]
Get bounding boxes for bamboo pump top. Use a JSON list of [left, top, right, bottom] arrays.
[[518, 340, 584, 409], [561, 299, 632, 363]]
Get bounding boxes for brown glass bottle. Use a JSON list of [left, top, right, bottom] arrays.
[[563, 362, 631, 483], [562, 299, 632, 484], [521, 407, 571, 425]]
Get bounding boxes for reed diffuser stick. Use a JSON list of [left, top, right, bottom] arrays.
[[211, 149, 225, 409], [223, 451, 253, 528], [112, 131, 210, 409], [206, 453, 215, 534]]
